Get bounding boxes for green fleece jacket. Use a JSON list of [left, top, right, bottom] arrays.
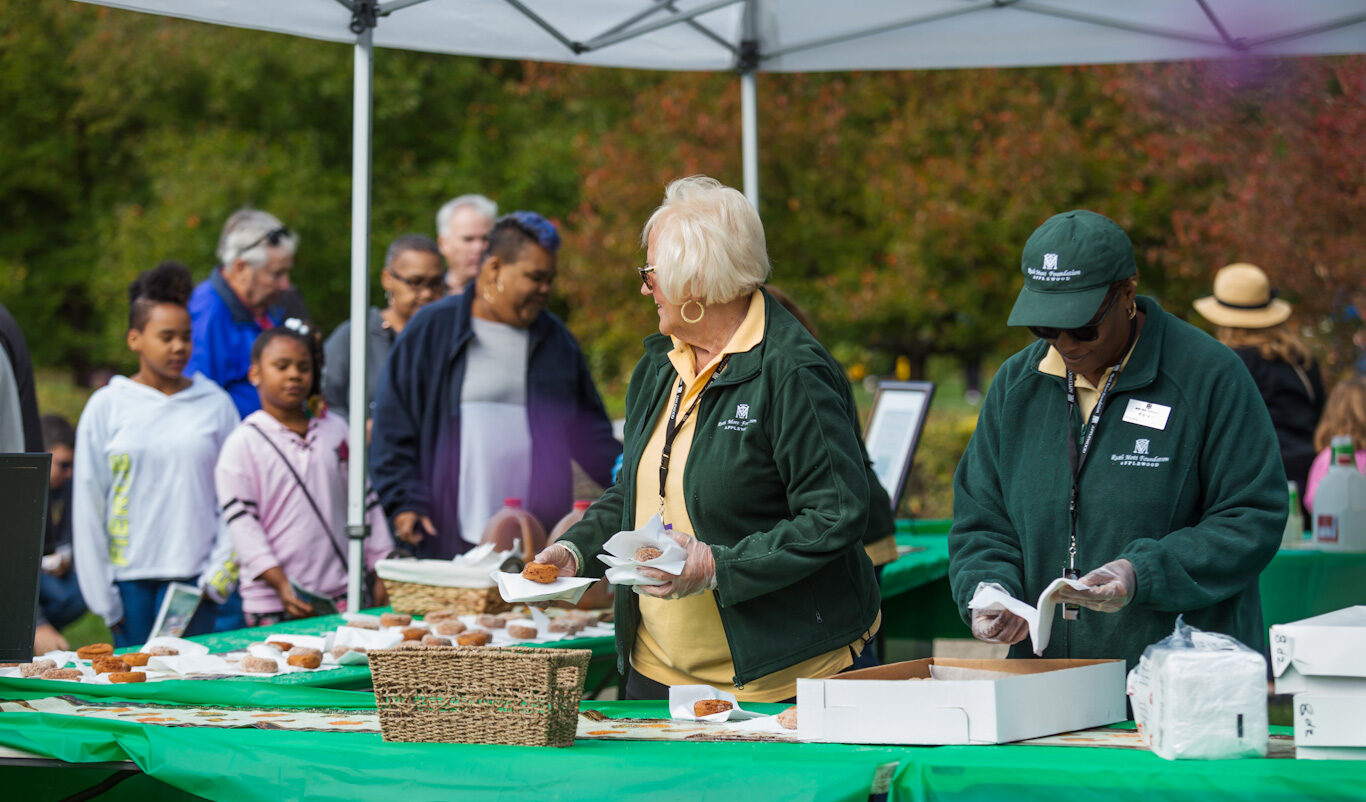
[[949, 297, 1286, 668], [561, 290, 882, 688]]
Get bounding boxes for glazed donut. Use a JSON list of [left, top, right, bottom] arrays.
[[456, 631, 492, 647], [108, 671, 146, 684], [379, 613, 411, 628], [75, 643, 114, 660]]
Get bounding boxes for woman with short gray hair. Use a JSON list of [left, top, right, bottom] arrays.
[[536, 175, 882, 702]]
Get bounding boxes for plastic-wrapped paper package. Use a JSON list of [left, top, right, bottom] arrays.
[[1126, 617, 1268, 760]]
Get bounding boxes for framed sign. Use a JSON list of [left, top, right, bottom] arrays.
[[864, 380, 935, 511]]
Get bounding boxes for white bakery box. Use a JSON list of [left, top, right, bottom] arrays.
[[1271, 606, 1366, 760], [796, 657, 1127, 745]]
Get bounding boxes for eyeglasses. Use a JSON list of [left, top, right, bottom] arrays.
[[637, 264, 656, 290], [240, 225, 292, 254], [1028, 286, 1122, 342], [386, 268, 447, 295]]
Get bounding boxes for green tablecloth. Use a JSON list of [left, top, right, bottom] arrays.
[[0, 678, 1361, 802], [125, 608, 616, 690], [878, 520, 1366, 642]]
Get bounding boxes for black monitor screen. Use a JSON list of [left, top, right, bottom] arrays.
[[0, 453, 50, 661]]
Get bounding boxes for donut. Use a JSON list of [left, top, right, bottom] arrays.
[[19, 660, 56, 678], [330, 646, 365, 660], [507, 624, 537, 640], [241, 655, 279, 674], [121, 652, 152, 667], [93, 657, 130, 675], [776, 706, 798, 730], [400, 627, 427, 642], [693, 699, 733, 717], [634, 546, 663, 562], [288, 647, 322, 659], [286, 652, 322, 669], [379, 613, 411, 628], [394, 640, 428, 649], [548, 620, 581, 634], [475, 614, 505, 629], [520, 562, 560, 584], [456, 631, 491, 647], [41, 668, 83, 681], [108, 671, 146, 684], [75, 643, 113, 660], [347, 618, 380, 631], [422, 608, 461, 623], [432, 620, 466, 637], [421, 635, 452, 647], [267, 641, 294, 652], [144, 646, 179, 657]]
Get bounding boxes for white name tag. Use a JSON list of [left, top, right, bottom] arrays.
[[1121, 398, 1171, 430]]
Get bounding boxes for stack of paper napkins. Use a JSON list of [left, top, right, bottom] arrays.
[[1127, 618, 1267, 760], [1271, 605, 1366, 760]]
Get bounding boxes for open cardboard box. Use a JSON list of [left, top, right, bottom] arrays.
[[1271, 606, 1366, 696], [796, 657, 1126, 745]]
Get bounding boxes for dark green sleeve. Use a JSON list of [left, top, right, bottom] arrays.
[[711, 364, 870, 607], [1118, 365, 1285, 611], [947, 375, 1027, 622]]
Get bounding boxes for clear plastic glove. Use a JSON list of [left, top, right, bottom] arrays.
[[533, 543, 579, 578], [637, 527, 716, 600], [1052, 558, 1135, 613], [968, 581, 1029, 644], [393, 511, 436, 546]]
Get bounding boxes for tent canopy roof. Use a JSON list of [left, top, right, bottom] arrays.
[[81, 0, 1366, 73]]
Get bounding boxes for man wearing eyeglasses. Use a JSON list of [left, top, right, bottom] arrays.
[[947, 210, 1285, 670], [187, 209, 300, 418], [322, 234, 445, 424]]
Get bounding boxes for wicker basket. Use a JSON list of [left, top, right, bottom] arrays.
[[370, 646, 591, 747], [381, 580, 512, 617]]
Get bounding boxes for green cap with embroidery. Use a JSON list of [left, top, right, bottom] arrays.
[[1007, 210, 1136, 328]]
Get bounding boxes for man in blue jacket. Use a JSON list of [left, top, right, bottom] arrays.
[[186, 209, 300, 418]]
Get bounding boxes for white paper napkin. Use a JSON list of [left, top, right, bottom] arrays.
[[342, 612, 383, 629], [265, 634, 327, 651], [668, 685, 766, 722], [967, 577, 1089, 655], [722, 715, 792, 734], [148, 654, 234, 675], [490, 569, 595, 604], [140, 637, 210, 657], [599, 515, 688, 576], [330, 626, 403, 652]]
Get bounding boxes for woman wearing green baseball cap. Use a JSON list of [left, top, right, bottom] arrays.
[[947, 210, 1287, 669]]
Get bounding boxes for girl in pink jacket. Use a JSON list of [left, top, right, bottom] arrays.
[[215, 326, 394, 626]]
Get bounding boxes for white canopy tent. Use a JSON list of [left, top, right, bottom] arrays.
[[76, 0, 1366, 608]]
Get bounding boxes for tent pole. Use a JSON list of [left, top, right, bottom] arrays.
[[740, 69, 758, 211], [346, 24, 374, 613]]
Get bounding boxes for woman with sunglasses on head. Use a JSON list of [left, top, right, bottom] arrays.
[[370, 212, 621, 558], [322, 234, 445, 424], [73, 261, 241, 647], [187, 208, 300, 419], [530, 177, 883, 702], [948, 210, 1286, 669]]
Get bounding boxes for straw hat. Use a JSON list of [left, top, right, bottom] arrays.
[[1193, 263, 1292, 329]]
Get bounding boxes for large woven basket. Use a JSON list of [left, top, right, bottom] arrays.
[[369, 646, 591, 747], [381, 579, 512, 617]]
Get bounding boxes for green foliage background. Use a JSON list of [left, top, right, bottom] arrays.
[[4, 3, 1365, 516]]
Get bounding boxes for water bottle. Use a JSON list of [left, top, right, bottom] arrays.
[[1281, 481, 1305, 549], [1311, 436, 1366, 552]]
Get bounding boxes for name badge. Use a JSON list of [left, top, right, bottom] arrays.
[[1122, 398, 1171, 430]]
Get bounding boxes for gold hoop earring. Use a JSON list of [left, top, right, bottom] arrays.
[[1128, 304, 1137, 319], [681, 299, 705, 324]]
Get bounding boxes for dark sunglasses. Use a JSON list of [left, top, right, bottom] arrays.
[[1028, 286, 1122, 342], [637, 264, 656, 290], [387, 268, 447, 294], [240, 225, 292, 253]]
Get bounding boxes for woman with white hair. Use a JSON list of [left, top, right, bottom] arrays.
[[535, 176, 882, 702]]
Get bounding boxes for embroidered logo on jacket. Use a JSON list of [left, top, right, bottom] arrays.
[[717, 403, 758, 432], [1111, 438, 1169, 468], [1134, 438, 1150, 455], [736, 404, 750, 419]]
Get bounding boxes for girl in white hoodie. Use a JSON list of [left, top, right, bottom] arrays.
[[73, 261, 240, 647]]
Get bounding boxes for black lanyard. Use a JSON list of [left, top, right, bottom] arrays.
[[1061, 316, 1138, 617], [658, 355, 731, 517]]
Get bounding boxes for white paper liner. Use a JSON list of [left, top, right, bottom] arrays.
[[141, 637, 210, 657], [668, 685, 766, 722], [331, 626, 403, 652], [967, 577, 1088, 655], [600, 515, 688, 576], [722, 715, 792, 734], [376, 553, 508, 589], [491, 569, 594, 604], [147, 654, 235, 675], [604, 564, 666, 587], [927, 665, 1016, 681], [264, 634, 327, 652]]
